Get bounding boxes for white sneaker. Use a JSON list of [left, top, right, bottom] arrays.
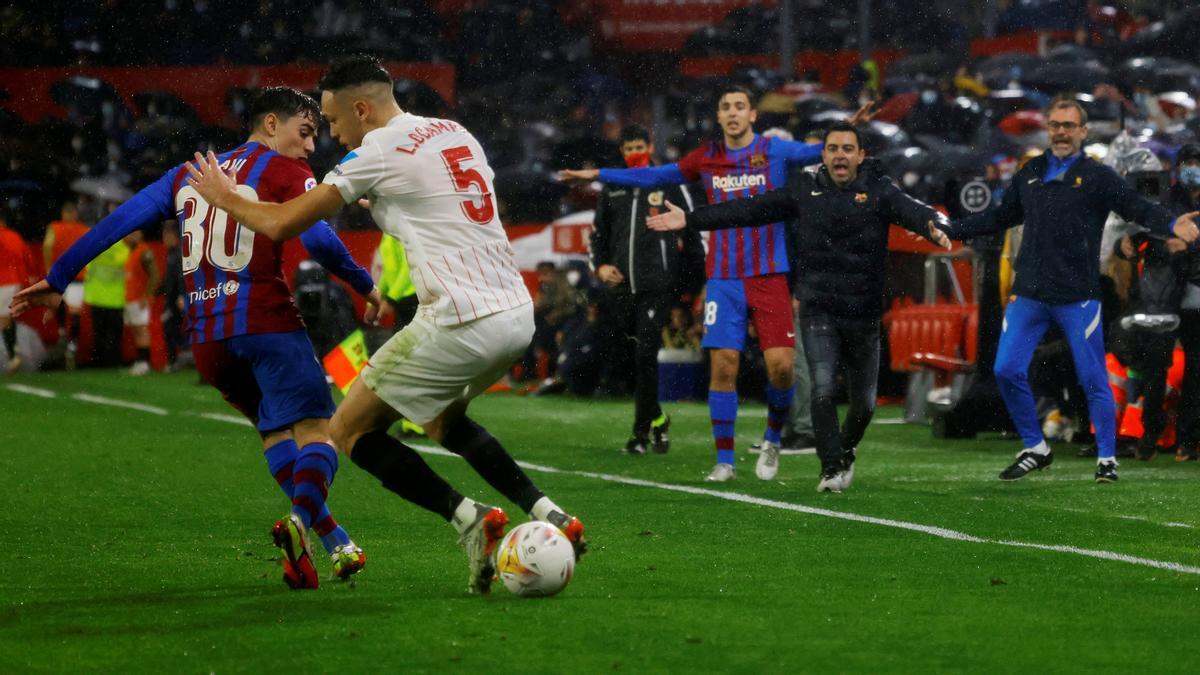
[[457, 504, 508, 594], [840, 450, 856, 490], [705, 463, 735, 482], [817, 466, 844, 493], [129, 360, 150, 376], [755, 441, 780, 480]]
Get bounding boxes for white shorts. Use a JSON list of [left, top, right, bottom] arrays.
[[124, 300, 150, 327], [361, 303, 534, 425], [0, 284, 15, 318], [63, 282, 85, 310]]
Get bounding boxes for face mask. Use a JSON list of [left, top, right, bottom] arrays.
[[624, 152, 651, 169], [1181, 166, 1200, 188], [921, 90, 937, 106]]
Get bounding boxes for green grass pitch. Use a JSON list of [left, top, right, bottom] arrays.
[[2, 370, 1199, 673]]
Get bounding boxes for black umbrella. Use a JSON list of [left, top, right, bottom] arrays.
[[1115, 8, 1200, 61], [975, 53, 1044, 89], [49, 75, 130, 123], [1114, 58, 1200, 94], [1045, 44, 1099, 64], [1020, 62, 1111, 95], [133, 90, 199, 123], [392, 79, 448, 117]]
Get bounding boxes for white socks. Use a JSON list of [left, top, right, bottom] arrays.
[[529, 496, 561, 522], [451, 497, 483, 534]]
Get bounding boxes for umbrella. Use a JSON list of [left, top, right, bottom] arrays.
[[133, 90, 199, 122], [49, 76, 130, 122], [70, 176, 133, 204], [975, 53, 1044, 89], [1020, 62, 1111, 95], [1114, 58, 1200, 94], [1045, 44, 1099, 64], [1115, 7, 1200, 60]]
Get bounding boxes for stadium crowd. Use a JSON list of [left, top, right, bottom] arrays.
[[4, 1, 1200, 470]]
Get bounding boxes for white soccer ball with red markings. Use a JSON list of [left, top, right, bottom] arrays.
[[495, 521, 575, 597]]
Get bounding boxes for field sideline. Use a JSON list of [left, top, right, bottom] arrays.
[[2, 369, 1199, 673]]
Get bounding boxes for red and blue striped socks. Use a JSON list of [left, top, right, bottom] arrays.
[[709, 390, 738, 465]]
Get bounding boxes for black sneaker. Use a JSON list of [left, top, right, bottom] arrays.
[[650, 415, 670, 454], [623, 437, 648, 455], [1095, 461, 1119, 483], [999, 450, 1053, 481]]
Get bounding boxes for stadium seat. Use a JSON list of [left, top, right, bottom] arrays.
[[883, 302, 978, 423]]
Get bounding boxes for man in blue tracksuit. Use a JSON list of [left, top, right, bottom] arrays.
[[940, 99, 1200, 483]]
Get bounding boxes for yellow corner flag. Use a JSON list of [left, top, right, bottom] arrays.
[[323, 329, 369, 394]]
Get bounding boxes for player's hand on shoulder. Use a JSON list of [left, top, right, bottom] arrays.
[[185, 151, 238, 208], [646, 200, 686, 232], [9, 279, 61, 318]]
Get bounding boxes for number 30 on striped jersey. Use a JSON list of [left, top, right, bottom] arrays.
[[176, 184, 260, 275]]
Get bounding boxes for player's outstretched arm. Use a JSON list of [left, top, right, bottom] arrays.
[[882, 182, 952, 250], [646, 201, 688, 231], [557, 169, 598, 184], [299, 222, 376, 295], [560, 164, 689, 189], [186, 151, 343, 242], [659, 187, 797, 233]]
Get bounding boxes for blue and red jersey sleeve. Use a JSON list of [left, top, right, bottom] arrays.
[[265, 158, 375, 295]]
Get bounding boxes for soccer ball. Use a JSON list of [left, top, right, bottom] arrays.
[[495, 521, 575, 597]]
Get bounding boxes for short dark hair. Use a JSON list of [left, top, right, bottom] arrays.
[[318, 54, 392, 92], [248, 87, 321, 130], [716, 84, 756, 110], [823, 122, 863, 149], [619, 125, 651, 146]]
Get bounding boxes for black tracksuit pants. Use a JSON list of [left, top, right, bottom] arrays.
[[801, 309, 881, 469], [605, 289, 671, 438]]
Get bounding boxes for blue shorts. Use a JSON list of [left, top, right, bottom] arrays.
[[701, 275, 795, 351], [193, 330, 335, 433]]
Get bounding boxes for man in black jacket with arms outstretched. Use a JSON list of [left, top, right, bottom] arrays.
[[648, 122, 950, 491]]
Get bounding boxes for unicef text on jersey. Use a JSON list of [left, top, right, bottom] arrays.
[[189, 280, 241, 303]]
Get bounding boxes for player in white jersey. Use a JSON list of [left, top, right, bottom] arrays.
[[186, 54, 585, 595]]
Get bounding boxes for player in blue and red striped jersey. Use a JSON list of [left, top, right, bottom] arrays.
[[11, 87, 383, 589], [562, 86, 872, 482]]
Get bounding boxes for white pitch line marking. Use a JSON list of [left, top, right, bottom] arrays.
[[4, 383, 57, 398], [198, 412, 255, 427], [71, 392, 168, 415], [411, 444, 1200, 576]]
